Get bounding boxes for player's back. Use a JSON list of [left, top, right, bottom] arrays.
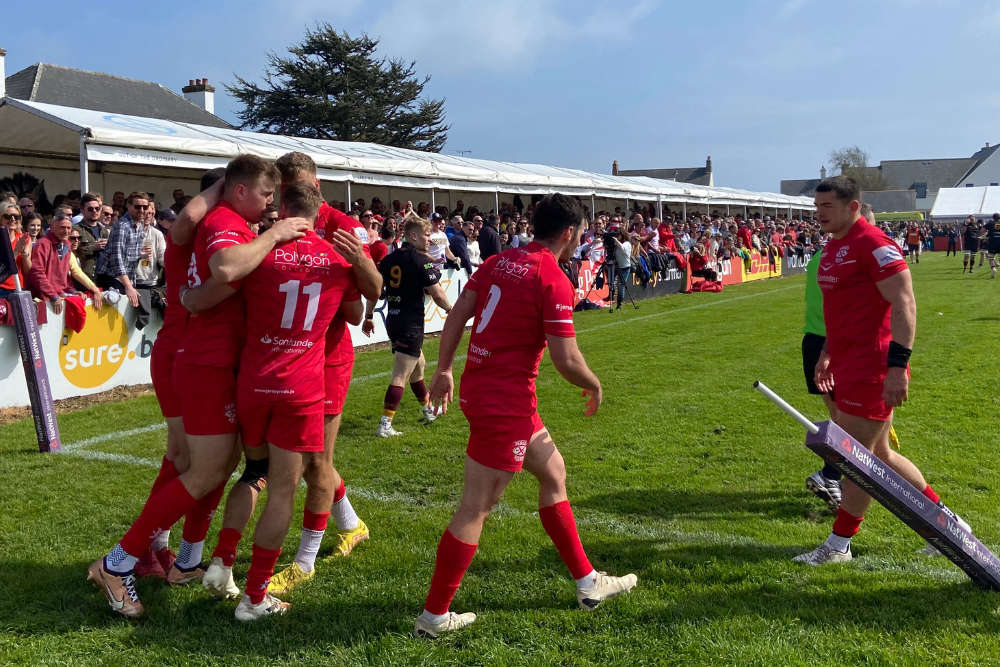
[[460, 242, 575, 418], [180, 202, 254, 366], [157, 236, 191, 348], [240, 231, 357, 405], [379, 245, 439, 325]]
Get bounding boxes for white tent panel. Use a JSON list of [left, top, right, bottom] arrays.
[[930, 187, 990, 219]]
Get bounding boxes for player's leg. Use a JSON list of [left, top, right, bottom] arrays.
[[414, 457, 513, 638], [378, 351, 420, 437], [322, 414, 369, 557], [522, 426, 637, 611], [990, 251, 998, 279], [409, 350, 437, 423], [88, 433, 237, 617], [800, 334, 842, 510], [135, 416, 188, 578], [964, 250, 970, 272], [235, 445, 304, 621], [793, 411, 887, 565]]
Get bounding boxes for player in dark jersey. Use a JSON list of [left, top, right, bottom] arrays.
[[963, 217, 980, 273], [986, 213, 1000, 279], [365, 215, 452, 437]]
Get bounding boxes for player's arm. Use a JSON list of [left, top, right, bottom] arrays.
[[179, 276, 238, 314], [425, 283, 452, 313], [876, 269, 916, 407], [546, 334, 602, 417], [339, 297, 364, 326], [170, 179, 222, 245], [427, 288, 476, 412], [330, 228, 382, 301], [208, 218, 309, 283]]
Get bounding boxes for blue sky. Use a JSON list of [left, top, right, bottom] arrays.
[[3, 0, 998, 192]]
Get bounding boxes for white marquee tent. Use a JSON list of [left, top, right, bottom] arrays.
[[930, 186, 1000, 221], [0, 97, 814, 215]]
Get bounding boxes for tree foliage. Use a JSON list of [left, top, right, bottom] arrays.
[[828, 145, 888, 191], [228, 25, 449, 152]]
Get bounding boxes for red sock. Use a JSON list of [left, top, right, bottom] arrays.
[[423, 530, 477, 615], [182, 481, 226, 542], [245, 545, 282, 604], [333, 478, 346, 503], [410, 380, 428, 403], [120, 478, 198, 557], [832, 507, 864, 537], [150, 457, 180, 497], [384, 385, 404, 412], [303, 509, 330, 532], [922, 485, 940, 504], [212, 527, 243, 567], [539, 500, 593, 579]]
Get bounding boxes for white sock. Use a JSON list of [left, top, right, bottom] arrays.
[[175, 539, 204, 570], [420, 609, 448, 624], [824, 533, 852, 553], [332, 494, 360, 531], [106, 544, 138, 574], [151, 528, 170, 551], [575, 569, 598, 589], [379, 415, 392, 427], [293, 528, 325, 573]]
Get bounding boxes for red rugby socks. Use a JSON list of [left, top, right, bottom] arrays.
[[212, 527, 243, 567], [922, 485, 940, 505], [423, 530, 478, 615], [245, 545, 282, 604], [120, 477, 198, 558], [539, 500, 594, 579]]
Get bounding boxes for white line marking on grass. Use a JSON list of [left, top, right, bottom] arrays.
[[56, 444, 966, 582], [350, 355, 467, 385], [62, 423, 166, 451]]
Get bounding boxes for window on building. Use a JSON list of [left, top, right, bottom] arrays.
[[966, 183, 975, 187], [914, 182, 927, 198], [991, 183, 998, 187]]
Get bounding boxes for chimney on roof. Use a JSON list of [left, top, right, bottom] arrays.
[[182, 77, 215, 114], [0, 47, 7, 99], [612, 159, 619, 176], [706, 155, 712, 172], [820, 165, 827, 179]]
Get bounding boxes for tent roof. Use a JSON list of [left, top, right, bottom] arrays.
[[0, 98, 814, 209], [930, 186, 998, 219]]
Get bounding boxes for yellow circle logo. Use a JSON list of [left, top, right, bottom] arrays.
[[59, 305, 131, 388]]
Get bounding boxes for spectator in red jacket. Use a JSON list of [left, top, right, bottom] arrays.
[[28, 217, 75, 313]]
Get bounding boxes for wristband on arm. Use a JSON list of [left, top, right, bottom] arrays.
[[887, 341, 911, 369]]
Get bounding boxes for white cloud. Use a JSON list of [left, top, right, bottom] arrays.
[[776, 0, 809, 19], [371, 0, 658, 73]]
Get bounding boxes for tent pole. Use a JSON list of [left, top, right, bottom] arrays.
[[657, 195, 663, 220], [682, 201, 687, 219], [79, 134, 89, 194], [345, 181, 352, 210], [591, 194, 596, 218], [494, 189, 499, 215], [430, 188, 436, 212]]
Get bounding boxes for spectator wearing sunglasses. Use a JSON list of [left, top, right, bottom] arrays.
[[0, 204, 26, 295], [75, 193, 107, 281], [258, 206, 279, 234], [66, 229, 104, 306], [95, 191, 149, 307]]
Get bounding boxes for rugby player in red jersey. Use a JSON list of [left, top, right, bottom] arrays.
[[231, 183, 360, 620], [264, 152, 382, 594], [88, 156, 308, 618], [794, 176, 971, 566], [134, 169, 226, 580], [413, 193, 637, 639]]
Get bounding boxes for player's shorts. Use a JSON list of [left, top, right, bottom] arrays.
[[324, 360, 354, 416], [989, 242, 1000, 256], [238, 398, 324, 453], [150, 338, 180, 418], [175, 362, 239, 436], [907, 244, 919, 255], [965, 243, 979, 254], [387, 320, 424, 358], [801, 333, 826, 396], [833, 381, 893, 422], [464, 411, 546, 473]]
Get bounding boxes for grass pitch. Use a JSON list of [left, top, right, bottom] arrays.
[[2, 251, 999, 665]]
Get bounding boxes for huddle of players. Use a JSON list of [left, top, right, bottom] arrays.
[[961, 214, 1000, 278], [88, 152, 381, 621], [86, 154, 637, 633]]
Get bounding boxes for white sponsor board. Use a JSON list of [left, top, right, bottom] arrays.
[[0, 268, 470, 408]]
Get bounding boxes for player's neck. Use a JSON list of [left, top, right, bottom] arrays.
[[832, 215, 861, 240]]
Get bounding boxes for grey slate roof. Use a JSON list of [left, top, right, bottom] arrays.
[[616, 167, 712, 186], [860, 189, 916, 213], [4, 63, 232, 129], [879, 158, 976, 191], [780, 178, 821, 197]]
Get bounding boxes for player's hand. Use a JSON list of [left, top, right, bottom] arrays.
[[814, 349, 835, 394], [269, 217, 309, 243], [429, 369, 454, 414], [883, 366, 909, 407], [125, 286, 140, 308], [361, 318, 375, 337], [582, 384, 602, 417], [331, 228, 365, 265]]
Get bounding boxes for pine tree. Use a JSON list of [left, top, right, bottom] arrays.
[[228, 25, 448, 152]]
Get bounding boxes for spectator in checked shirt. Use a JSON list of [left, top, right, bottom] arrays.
[[96, 191, 149, 307]]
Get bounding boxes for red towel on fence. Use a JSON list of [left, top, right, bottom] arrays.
[[0, 297, 48, 326], [63, 294, 87, 333]]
